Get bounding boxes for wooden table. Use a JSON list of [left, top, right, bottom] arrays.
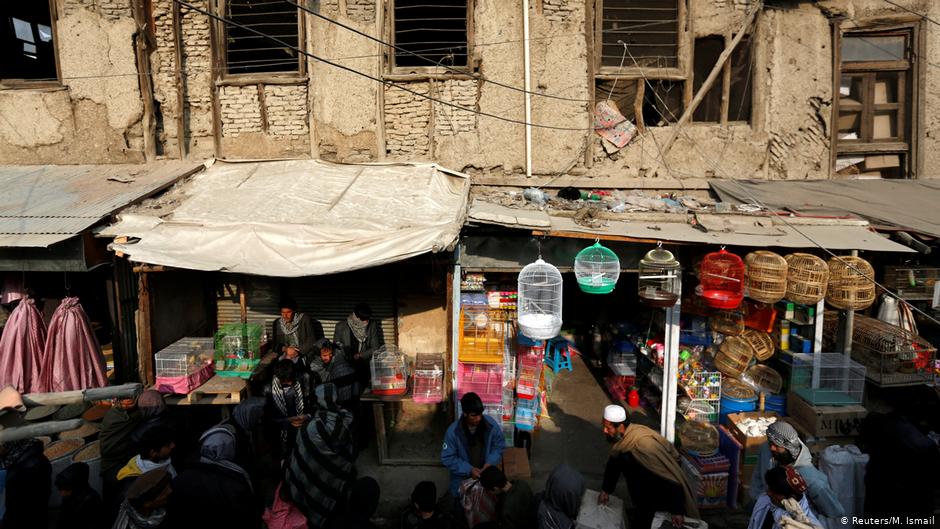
[[361, 388, 441, 467], [164, 374, 249, 406]]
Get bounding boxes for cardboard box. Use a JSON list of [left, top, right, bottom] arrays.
[[501, 447, 531, 481], [872, 113, 894, 139], [864, 154, 900, 170], [874, 80, 890, 104], [786, 392, 867, 438], [727, 411, 781, 457]]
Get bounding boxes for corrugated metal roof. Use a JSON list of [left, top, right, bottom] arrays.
[[0, 161, 204, 247]]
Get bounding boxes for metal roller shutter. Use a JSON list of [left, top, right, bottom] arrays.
[[216, 272, 397, 348]]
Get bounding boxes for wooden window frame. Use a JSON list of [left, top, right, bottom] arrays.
[[212, 0, 307, 84], [0, 0, 62, 90], [386, 0, 475, 78], [690, 32, 753, 125], [592, 0, 689, 81], [831, 19, 922, 178]]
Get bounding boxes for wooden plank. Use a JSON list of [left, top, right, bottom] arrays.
[[133, 0, 157, 161], [23, 384, 144, 407], [531, 229, 692, 245], [634, 79, 646, 133], [172, 0, 186, 159], [0, 420, 83, 443], [471, 176, 711, 189], [138, 272, 154, 386], [165, 375, 248, 406]]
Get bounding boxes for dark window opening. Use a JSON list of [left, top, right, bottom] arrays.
[[595, 78, 638, 122], [600, 0, 679, 70], [642, 80, 683, 126], [0, 1, 57, 83], [393, 0, 468, 68], [692, 35, 752, 123], [224, 0, 300, 75]]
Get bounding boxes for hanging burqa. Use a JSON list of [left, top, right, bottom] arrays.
[[42, 297, 107, 392], [0, 298, 47, 393]]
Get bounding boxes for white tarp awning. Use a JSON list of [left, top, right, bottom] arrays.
[[101, 160, 470, 277]]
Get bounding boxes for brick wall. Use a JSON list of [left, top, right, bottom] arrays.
[[384, 82, 431, 157], [543, 0, 576, 22], [346, 0, 376, 23], [434, 79, 477, 137], [264, 85, 309, 138], [63, 0, 131, 20], [219, 86, 263, 136]]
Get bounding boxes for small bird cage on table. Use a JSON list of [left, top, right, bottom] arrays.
[[699, 248, 745, 309], [638, 243, 681, 307], [574, 241, 620, 294], [824, 313, 937, 387], [745, 251, 788, 304], [785, 253, 829, 305], [826, 256, 876, 310], [371, 346, 408, 397], [517, 259, 563, 340]]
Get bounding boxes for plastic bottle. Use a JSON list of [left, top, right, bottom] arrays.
[[628, 387, 640, 408]]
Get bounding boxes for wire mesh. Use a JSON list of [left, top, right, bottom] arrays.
[[517, 259, 563, 340]]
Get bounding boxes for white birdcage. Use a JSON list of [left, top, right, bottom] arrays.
[[517, 258, 563, 340], [574, 241, 620, 294]]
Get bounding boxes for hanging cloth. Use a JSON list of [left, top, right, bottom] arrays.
[[41, 297, 107, 392], [0, 298, 47, 393]]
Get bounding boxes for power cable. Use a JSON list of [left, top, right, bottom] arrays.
[[173, 0, 593, 132], [880, 0, 940, 27]]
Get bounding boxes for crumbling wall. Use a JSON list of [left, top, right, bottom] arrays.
[[0, 0, 144, 164], [384, 83, 431, 158]]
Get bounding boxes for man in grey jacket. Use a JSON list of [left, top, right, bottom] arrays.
[[333, 302, 385, 388]]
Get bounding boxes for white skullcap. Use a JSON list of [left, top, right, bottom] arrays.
[[604, 404, 627, 423]]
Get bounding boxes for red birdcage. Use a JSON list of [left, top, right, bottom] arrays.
[[699, 248, 745, 309]]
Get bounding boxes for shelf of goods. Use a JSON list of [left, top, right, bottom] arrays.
[[458, 307, 513, 364], [823, 313, 936, 387], [683, 371, 721, 424]]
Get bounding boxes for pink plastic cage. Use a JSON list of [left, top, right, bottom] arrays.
[[516, 353, 543, 400], [413, 353, 444, 404], [457, 362, 504, 403]]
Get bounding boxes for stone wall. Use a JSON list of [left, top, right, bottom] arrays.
[[385, 83, 431, 158], [542, 0, 577, 23]]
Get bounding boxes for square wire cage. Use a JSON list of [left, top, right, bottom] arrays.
[[155, 337, 215, 377], [790, 352, 865, 405]]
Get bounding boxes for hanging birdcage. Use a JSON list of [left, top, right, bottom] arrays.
[[826, 256, 876, 310], [785, 253, 829, 305], [710, 309, 744, 336], [745, 251, 788, 304], [699, 248, 745, 309], [518, 258, 563, 340], [638, 242, 681, 307], [574, 241, 620, 294]]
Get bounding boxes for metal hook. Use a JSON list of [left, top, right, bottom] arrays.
[[657, 241, 663, 248]]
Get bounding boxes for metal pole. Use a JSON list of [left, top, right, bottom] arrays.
[[522, 0, 533, 178], [451, 251, 462, 412], [661, 284, 682, 443]]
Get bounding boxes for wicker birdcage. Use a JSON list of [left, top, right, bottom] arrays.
[[742, 364, 783, 394], [745, 251, 788, 303], [741, 328, 775, 362], [823, 313, 937, 387], [715, 336, 754, 377], [710, 309, 744, 336], [785, 253, 829, 304], [722, 377, 757, 400], [678, 420, 719, 456], [826, 256, 876, 310]]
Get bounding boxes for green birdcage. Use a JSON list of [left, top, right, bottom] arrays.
[[574, 241, 620, 294], [214, 323, 263, 378]]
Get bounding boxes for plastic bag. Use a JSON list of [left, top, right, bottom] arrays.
[[263, 483, 307, 529]]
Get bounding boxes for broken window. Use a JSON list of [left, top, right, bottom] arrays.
[[222, 0, 302, 75], [392, 0, 469, 69], [597, 0, 680, 72], [0, 1, 58, 85], [692, 35, 752, 123], [835, 28, 915, 179]]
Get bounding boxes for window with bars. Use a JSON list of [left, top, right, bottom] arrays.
[[392, 0, 470, 70], [221, 0, 302, 76], [0, 1, 58, 86], [835, 28, 916, 179], [692, 35, 752, 123], [596, 0, 680, 73]]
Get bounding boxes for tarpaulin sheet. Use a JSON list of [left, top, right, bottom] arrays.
[[710, 179, 940, 238], [101, 160, 470, 277]]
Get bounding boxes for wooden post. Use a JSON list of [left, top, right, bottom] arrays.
[[132, 0, 157, 161], [239, 276, 248, 324], [634, 79, 646, 134], [172, 0, 187, 159], [138, 272, 155, 386], [661, 6, 759, 154]]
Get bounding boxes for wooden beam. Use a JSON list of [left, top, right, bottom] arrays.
[[471, 176, 712, 189], [132, 0, 157, 161], [23, 383, 144, 407], [531, 230, 695, 245], [0, 420, 83, 443], [662, 5, 760, 154], [132, 264, 167, 273], [138, 272, 154, 386], [634, 79, 646, 134], [172, 0, 186, 160], [239, 275, 248, 324]]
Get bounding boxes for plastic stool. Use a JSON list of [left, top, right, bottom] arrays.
[[544, 338, 573, 373]]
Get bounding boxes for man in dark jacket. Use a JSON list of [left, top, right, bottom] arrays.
[[1, 439, 51, 529], [441, 392, 505, 497], [165, 426, 261, 529], [265, 359, 316, 460], [271, 296, 324, 366], [401, 481, 456, 529], [480, 467, 536, 529], [332, 476, 382, 529], [333, 302, 385, 388], [309, 339, 358, 407], [599, 405, 698, 529], [100, 395, 143, 520], [55, 461, 104, 529], [219, 397, 265, 487]]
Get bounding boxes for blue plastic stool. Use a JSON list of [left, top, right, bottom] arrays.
[[544, 338, 573, 373]]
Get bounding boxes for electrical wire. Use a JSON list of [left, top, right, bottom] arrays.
[[172, 0, 594, 132], [880, 0, 940, 27]]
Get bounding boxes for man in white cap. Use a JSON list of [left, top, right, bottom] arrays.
[[598, 404, 699, 529], [750, 421, 844, 522]]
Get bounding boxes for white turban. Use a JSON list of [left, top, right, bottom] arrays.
[[604, 404, 627, 423]]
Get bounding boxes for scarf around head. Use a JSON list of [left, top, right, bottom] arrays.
[[347, 313, 368, 346], [766, 421, 803, 460], [272, 376, 305, 418], [610, 423, 700, 519], [199, 426, 252, 492]]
